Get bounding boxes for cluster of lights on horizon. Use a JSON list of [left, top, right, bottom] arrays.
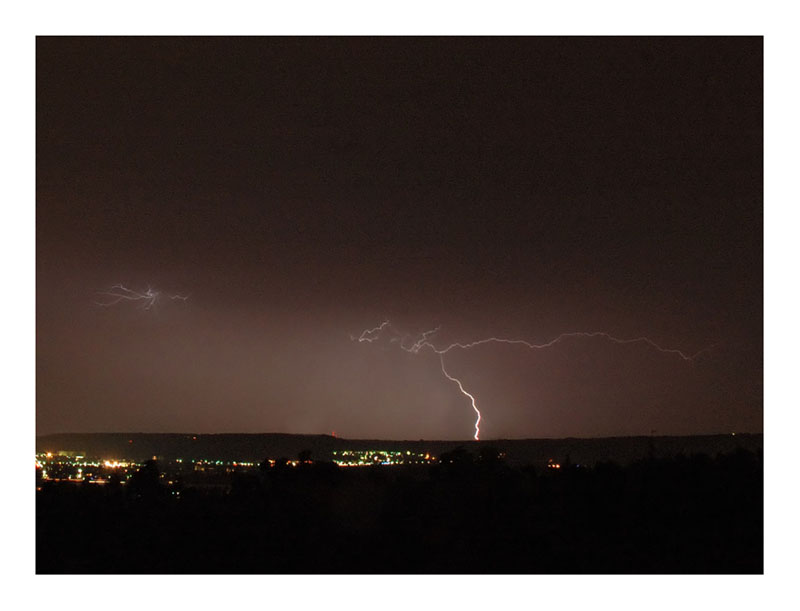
[[36, 452, 134, 483], [354, 321, 707, 441], [332, 449, 434, 467]]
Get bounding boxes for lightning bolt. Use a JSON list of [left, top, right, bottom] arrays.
[[353, 320, 393, 343], [439, 353, 481, 441], [355, 321, 707, 441], [423, 332, 707, 362], [95, 284, 189, 310]]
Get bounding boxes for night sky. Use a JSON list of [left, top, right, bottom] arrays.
[[36, 37, 762, 439]]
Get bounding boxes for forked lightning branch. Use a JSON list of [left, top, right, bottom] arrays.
[[354, 321, 706, 441]]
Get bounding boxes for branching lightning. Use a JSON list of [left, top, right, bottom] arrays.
[[95, 284, 189, 310], [354, 320, 706, 441]]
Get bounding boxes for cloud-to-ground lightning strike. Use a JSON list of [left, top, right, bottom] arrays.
[[355, 321, 707, 441], [95, 284, 189, 310], [438, 353, 481, 441]]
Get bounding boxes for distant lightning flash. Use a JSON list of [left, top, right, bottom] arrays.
[[95, 284, 189, 310], [354, 321, 706, 441]]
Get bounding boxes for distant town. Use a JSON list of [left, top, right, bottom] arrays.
[[36, 447, 443, 490], [36, 431, 762, 494], [36, 432, 763, 574]]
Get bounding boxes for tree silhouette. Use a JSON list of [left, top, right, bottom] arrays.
[[128, 459, 162, 499], [439, 446, 474, 465], [478, 445, 503, 464]]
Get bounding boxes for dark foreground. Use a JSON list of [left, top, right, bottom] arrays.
[[37, 448, 762, 573]]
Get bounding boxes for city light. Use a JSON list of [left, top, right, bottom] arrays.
[[332, 449, 436, 467]]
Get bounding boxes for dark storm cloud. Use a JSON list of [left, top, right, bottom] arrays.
[[36, 37, 762, 438]]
